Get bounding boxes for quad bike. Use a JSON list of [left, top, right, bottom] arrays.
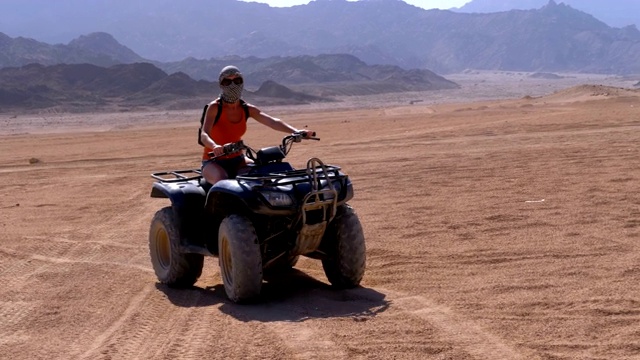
[[148, 132, 366, 303]]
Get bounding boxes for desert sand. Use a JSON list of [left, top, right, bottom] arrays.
[[1, 73, 639, 359]]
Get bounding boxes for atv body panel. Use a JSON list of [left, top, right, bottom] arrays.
[[150, 160, 353, 259]]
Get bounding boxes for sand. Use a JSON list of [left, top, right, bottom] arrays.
[[1, 72, 639, 359]]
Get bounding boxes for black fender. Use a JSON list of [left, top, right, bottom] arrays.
[[150, 180, 206, 206], [205, 179, 291, 216], [150, 180, 209, 247], [340, 176, 355, 204]]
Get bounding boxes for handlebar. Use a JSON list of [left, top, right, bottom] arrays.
[[207, 131, 319, 160], [207, 140, 246, 159], [281, 131, 319, 155], [288, 131, 319, 143]]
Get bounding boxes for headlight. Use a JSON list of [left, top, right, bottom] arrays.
[[261, 191, 294, 207], [322, 191, 335, 200]]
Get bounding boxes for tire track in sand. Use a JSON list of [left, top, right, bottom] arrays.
[[75, 285, 220, 360], [75, 284, 154, 360], [137, 290, 214, 360], [264, 320, 346, 360], [384, 288, 529, 360], [0, 300, 37, 347], [228, 286, 376, 360], [255, 285, 518, 360], [28, 253, 152, 273]]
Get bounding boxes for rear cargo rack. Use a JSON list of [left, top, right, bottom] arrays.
[[151, 169, 202, 183]]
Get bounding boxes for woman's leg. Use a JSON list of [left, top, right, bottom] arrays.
[[236, 156, 253, 176], [201, 161, 228, 185]]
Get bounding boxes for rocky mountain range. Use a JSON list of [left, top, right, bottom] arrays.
[[0, 62, 208, 111], [456, 0, 640, 29], [2, 0, 640, 112], [0, 54, 458, 112], [158, 53, 459, 90], [0, 32, 146, 68], [1, 0, 640, 75]]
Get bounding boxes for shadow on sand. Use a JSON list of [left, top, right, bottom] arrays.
[[156, 269, 389, 322]]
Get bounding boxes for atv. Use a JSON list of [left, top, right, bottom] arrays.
[[148, 132, 366, 303]]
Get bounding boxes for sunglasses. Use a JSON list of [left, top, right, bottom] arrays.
[[220, 77, 244, 86]]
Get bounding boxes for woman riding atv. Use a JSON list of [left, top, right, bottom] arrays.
[[200, 65, 315, 185]]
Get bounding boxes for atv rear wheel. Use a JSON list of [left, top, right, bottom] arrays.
[[218, 215, 263, 303], [149, 207, 204, 287], [321, 204, 366, 288]]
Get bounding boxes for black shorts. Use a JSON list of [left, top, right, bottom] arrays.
[[201, 155, 245, 179]]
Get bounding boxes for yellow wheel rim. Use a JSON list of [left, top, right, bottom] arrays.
[[220, 236, 233, 287], [155, 227, 171, 269]]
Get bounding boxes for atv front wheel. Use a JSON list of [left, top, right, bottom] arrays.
[[149, 207, 204, 287], [321, 204, 366, 288], [218, 215, 263, 303]]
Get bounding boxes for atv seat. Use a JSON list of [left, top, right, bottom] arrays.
[[199, 167, 246, 193]]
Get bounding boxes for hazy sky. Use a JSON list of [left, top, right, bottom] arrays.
[[239, 0, 471, 10]]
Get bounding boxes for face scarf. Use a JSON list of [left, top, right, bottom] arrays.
[[218, 65, 244, 103], [220, 81, 243, 103]]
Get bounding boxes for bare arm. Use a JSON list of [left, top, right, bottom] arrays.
[[248, 105, 314, 137]]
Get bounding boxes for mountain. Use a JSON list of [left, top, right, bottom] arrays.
[[0, 55, 456, 112], [0, 32, 147, 68], [456, 0, 640, 28], [0, 62, 334, 111], [67, 33, 145, 64], [0, 63, 173, 110], [2, 0, 640, 74], [158, 54, 459, 92]]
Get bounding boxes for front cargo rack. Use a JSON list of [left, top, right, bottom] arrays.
[[236, 165, 344, 187]]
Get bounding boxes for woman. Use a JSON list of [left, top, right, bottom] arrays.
[[200, 65, 315, 185]]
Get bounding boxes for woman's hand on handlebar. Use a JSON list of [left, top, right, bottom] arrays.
[[209, 144, 224, 157], [297, 129, 318, 140]]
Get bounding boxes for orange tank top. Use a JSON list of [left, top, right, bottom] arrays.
[[202, 105, 247, 160]]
